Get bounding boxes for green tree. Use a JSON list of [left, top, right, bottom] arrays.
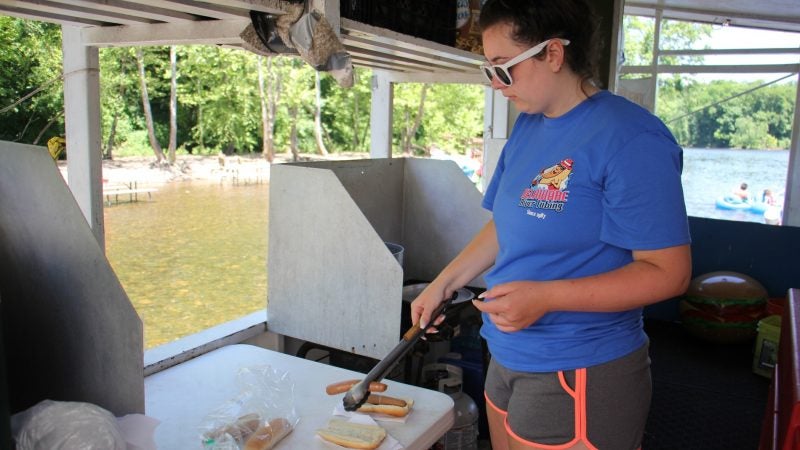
[[191, 46, 261, 154], [0, 18, 63, 145], [391, 82, 484, 156], [99, 47, 139, 158], [318, 67, 372, 152], [622, 16, 711, 69], [423, 83, 484, 153]]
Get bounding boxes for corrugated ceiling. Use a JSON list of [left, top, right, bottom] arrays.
[[0, 0, 798, 75]]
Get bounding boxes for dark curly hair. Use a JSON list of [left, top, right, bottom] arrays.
[[478, 0, 602, 90]]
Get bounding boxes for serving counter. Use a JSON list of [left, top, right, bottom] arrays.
[[145, 344, 455, 449]]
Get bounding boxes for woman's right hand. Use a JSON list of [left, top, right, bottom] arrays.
[[410, 283, 452, 331], [409, 220, 498, 331]]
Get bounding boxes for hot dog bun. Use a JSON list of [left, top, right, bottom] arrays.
[[203, 413, 261, 443], [243, 417, 292, 450], [316, 419, 386, 449]]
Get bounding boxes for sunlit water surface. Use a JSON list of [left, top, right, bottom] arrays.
[[104, 181, 268, 348]]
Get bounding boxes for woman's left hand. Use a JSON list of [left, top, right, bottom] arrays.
[[471, 281, 550, 332]]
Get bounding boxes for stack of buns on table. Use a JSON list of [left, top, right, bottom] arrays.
[[203, 414, 293, 450]]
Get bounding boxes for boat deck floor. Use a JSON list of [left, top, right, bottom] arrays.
[[643, 319, 769, 450]]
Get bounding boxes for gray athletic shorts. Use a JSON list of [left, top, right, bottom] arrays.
[[484, 343, 651, 449]]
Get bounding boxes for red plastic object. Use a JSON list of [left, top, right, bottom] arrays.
[[760, 289, 800, 450], [767, 297, 787, 317]]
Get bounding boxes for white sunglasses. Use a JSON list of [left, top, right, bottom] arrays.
[[480, 38, 570, 86]]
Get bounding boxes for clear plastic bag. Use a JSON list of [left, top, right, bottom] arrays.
[[11, 400, 126, 450], [200, 365, 299, 449]]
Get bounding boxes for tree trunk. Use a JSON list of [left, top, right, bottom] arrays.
[[102, 75, 127, 160], [136, 48, 165, 163], [267, 59, 281, 162], [401, 108, 411, 155], [257, 56, 275, 163], [403, 83, 429, 156], [104, 112, 118, 159], [32, 110, 63, 146], [14, 114, 34, 142], [351, 88, 360, 151], [196, 79, 204, 151], [289, 105, 299, 162], [167, 45, 178, 164], [314, 71, 328, 156]]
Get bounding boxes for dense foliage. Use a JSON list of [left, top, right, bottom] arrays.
[[622, 16, 797, 150], [0, 16, 796, 158], [0, 18, 63, 145]]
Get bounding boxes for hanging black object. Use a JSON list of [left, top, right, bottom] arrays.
[[249, 10, 297, 54]]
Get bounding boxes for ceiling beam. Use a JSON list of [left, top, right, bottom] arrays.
[[130, 0, 249, 20], [621, 63, 800, 75], [0, 0, 153, 25], [44, 0, 199, 23], [0, 4, 103, 26], [192, 0, 287, 15], [625, 2, 800, 33], [81, 18, 250, 47]]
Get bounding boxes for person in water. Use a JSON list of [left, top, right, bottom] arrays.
[[762, 188, 776, 205], [732, 182, 749, 201]]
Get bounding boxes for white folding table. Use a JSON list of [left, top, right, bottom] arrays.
[[145, 344, 454, 449]]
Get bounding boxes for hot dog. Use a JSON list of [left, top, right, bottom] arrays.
[[325, 379, 388, 395], [366, 394, 407, 408], [357, 398, 413, 417]]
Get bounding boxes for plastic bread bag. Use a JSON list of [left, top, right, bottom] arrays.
[[200, 365, 299, 449], [11, 400, 127, 450]]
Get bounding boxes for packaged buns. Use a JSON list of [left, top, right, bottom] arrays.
[[316, 419, 386, 450], [203, 413, 262, 444], [243, 417, 293, 450]]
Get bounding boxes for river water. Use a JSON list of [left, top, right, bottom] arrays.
[[104, 181, 269, 348], [682, 148, 789, 223], [105, 149, 790, 348]]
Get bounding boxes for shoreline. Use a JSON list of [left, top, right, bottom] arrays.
[[57, 152, 369, 186]]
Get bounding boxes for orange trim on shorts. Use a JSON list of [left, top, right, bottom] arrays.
[[485, 369, 600, 449]]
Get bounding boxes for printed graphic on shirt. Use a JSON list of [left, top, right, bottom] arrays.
[[518, 158, 573, 213]]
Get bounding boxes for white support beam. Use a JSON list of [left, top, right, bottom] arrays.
[[784, 71, 800, 226], [369, 70, 393, 159], [82, 18, 249, 47], [489, 89, 511, 140], [607, 0, 625, 92], [310, 0, 340, 36], [62, 25, 104, 247]]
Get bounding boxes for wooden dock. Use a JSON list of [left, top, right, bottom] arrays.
[[103, 181, 157, 205]]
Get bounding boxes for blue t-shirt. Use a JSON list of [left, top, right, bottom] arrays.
[[481, 90, 690, 372]]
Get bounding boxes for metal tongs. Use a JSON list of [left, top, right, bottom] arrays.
[[342, 291, 459, 411]]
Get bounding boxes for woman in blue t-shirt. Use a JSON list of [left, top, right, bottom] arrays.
[[410, 0, 692, 449]]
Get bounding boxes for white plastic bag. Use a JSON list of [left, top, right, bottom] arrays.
[[11, 400, 126, 450]]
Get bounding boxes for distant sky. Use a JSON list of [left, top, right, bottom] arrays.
[[692, 26, 800, 82]]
